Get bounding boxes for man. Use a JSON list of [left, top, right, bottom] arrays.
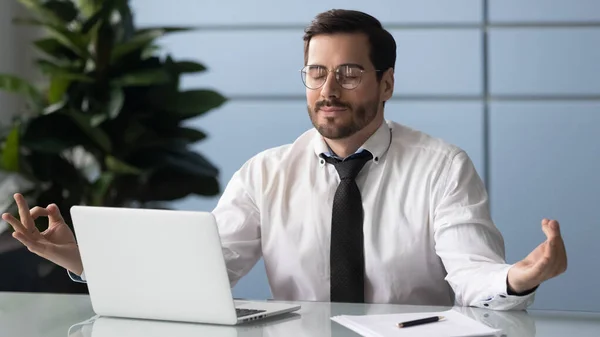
[[3, 9, 566, 310]]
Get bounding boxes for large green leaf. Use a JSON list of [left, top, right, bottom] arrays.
[[112, 167, 219, 202], [110, 26, 193, 62], [0, 74, 44, 108], [107, 87, 124, 119], [105, 155, 141, 174], [141, 45, 161, 59], [81, 7, 103, 34], [170, 90, 227, 119], [146, 125, 207, 144], [110, 29, 164, 62], [1, 125, 20, 172], [112, 68, 171, 86], [121, 126, 207, 155], [90, 113, 107, 127], [27, 151, 81, 184], [36, 60, 92, 82], [21, 113, 85, 153], [135, 27, 192, 35], [171, 127, 207, 143], [172, 61, 206, 74], [43, 100, 66, 115], [18, 0, 67, 26], [67, 112, 112, 152], [81, 0, 115, 34], [21, 111, 111, 153], [33, 37, 79, 61], [46, 24, 89, 58], [121, 120, 149, 147], [128, 142, 219, 177], [140, 169, 219, 201], [164, 147, 219, 178], [48, 77, 71, 104], [14, 16, 89, 57], [43, 0, 78, 23], [75, 0, 101, 17]]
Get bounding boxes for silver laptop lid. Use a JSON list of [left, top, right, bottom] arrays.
[[70, 206, 238, 325]]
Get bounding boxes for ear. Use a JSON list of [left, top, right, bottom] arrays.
[[379, 68, 394, 102]]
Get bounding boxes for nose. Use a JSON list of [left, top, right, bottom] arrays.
[[319, 72, 341, 99]]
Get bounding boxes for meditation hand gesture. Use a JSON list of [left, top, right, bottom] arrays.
[[507, 219, 567, 294], [2, 193, 83, 275]]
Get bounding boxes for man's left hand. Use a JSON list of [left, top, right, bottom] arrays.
[[507, 218, 567, 294]]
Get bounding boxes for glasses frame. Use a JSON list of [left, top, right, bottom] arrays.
[[300, 64, 381, 90]]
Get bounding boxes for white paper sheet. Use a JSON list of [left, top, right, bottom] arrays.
[[331, 309, 502, 337]]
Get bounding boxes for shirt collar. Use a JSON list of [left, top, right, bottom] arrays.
[[313, 120, 391, 164]]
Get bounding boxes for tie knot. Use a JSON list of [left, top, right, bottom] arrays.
[[323, 151, 373, 180]]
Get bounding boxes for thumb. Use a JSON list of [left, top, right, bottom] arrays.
[[46, 204, 66, 225], [541, 218, 560, 240]]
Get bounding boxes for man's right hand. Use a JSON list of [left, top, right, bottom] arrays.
[[2, 193, 84, 276]]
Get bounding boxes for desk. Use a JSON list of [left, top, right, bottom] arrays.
[[1, 292, 599, 336]]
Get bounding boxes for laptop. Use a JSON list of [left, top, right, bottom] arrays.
[[69, 205, 300, 325]]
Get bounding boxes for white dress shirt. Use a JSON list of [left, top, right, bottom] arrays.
[[211, 119, 535, 310]]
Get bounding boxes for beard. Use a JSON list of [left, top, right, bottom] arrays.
[[308, 98, 379, 139]]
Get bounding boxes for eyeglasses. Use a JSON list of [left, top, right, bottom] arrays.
[[300, 64, 381, 90]]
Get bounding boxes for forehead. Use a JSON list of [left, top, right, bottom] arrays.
[[306, 33, 371, 66]]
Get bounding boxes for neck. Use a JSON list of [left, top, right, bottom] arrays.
[[325, 114, 383, 158]]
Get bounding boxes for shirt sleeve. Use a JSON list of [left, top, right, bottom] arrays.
[[211, 160, 262, 288], [432, 150, 536, 311]]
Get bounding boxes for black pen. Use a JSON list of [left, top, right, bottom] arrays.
[[396, 315, 445, 328]]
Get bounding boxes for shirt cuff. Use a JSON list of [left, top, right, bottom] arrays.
[[475, 265, 536, 310], [507, 281, 539, 296], [67, 269, 87, 283]]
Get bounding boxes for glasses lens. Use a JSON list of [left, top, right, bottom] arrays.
[[301, 65, 363, 89], [336, 65, 362, 89], [302, 65, 326, 89]]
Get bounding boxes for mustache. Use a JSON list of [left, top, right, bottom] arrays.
[[315, 99, 351, 112]]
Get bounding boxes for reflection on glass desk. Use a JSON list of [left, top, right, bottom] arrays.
[[1, 292, 600, 337]]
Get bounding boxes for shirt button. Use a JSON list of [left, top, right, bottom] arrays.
[[320, 159, 325, 165], [483, 303, 489, 307], [374, 157, 379, 162]]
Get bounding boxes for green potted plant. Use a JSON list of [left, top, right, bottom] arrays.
[[0, 0, 225, 292]]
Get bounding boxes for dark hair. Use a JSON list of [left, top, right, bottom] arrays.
[[303, 9, 396, 81]]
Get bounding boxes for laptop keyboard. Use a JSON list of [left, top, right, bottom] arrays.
[[236, 308, 266, 318]]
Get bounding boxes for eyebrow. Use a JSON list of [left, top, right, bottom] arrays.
[[306, 63, 365, 70], [338, 63, 365, 70]]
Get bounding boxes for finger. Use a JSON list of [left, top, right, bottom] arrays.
[[12, 231, 46, 255], [14, 193, 35, 232], [548, 237, 568, 275], [541, 219, 561, 240], [30, 206, 49, 220], [2, 213, 28, 234], [538, 242, 567, 279], [46, 203, 66, 227]]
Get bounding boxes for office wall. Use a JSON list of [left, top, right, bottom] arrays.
[[130, 0, 600, 311], [0, 1, 20, 126], [0, 0, 43, 234], [0, 1, 43, 121]]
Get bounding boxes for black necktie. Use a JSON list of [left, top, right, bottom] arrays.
[[323, 150, 373, 303]]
